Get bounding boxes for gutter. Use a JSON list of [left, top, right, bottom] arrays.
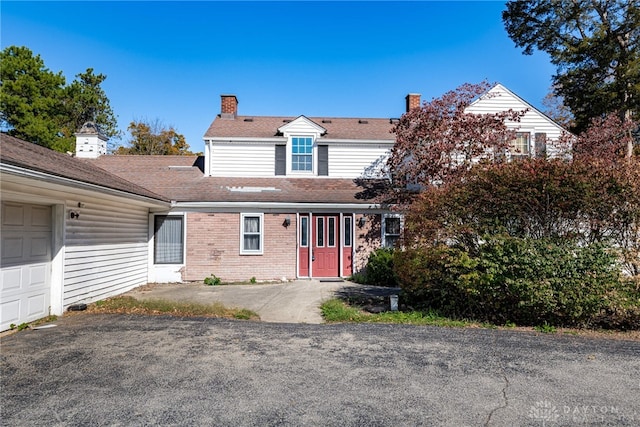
[[170, 201, 386, 213], [1, 163, 170, 207]]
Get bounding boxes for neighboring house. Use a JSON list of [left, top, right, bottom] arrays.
[[0, 83, 568, 330], [0, 132, 169, 331], [465, 83, 568, 158]]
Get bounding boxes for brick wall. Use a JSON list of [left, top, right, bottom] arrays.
[[353, 213, 381, 273], [184, 212, 297, 282]]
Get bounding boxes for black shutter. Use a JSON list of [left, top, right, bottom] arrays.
[[318, 145, 328, 176], [275, 145, 286, 175], [535, 133, 547, 158]]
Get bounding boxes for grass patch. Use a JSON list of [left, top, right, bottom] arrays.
[[321, 298, 480, 328], [87, 296, 259, 320]]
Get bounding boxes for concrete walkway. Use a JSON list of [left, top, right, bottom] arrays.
[[123, 280, 386, 324]]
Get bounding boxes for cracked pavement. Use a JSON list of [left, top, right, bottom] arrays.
[[1, 314, 639, 426]]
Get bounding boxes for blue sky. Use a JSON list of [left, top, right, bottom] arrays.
[[2, 1, 555, 154]]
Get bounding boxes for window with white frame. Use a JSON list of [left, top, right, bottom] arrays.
[[154, 215, 184, 264], [300, 216, 309, 247], [382, 215, 401, 248], [291, 137, 313, 171], [241, 213, 263, 255], [510, 132, 530, 157], [343, 216, 352, 247]]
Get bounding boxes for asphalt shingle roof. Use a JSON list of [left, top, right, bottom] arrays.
[[204, 116, 396, 140], [0, 134, 168, 202], [90, 155, 384, 204]]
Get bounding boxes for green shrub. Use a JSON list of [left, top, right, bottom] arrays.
[[396, 235, 627, 328], [363, 248, 399, 287], [204, 274, 222, 286]]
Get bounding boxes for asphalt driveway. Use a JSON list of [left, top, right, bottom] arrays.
[[1, 314, 639, 426]]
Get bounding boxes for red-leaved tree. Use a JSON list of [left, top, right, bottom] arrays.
[[386, 81, 526, 206], [573, 112, 638, 165]]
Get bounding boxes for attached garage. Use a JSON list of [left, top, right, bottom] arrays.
[[1, 202, 52, 330], [1, 133, 170, 332]]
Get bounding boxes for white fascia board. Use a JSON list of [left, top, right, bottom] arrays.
[[319, 139, 395, 145], [171, 201, 386, 213], [1, 163, 169, 208], [207, 137, 285, 144]]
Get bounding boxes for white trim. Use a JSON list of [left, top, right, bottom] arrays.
[[327, 217, 336, 247], [172, 201, 383, 212], [382, 213, 403, 248], [299, 215, 309, 248], [288, 135, 316, 175], [148, 212, 186, 283], [207, 137, 286, 144], [240, 213, 264, 255], [50, 204, 65, 316], [1, 164, 168, 207], [316, 216, 325, 248]]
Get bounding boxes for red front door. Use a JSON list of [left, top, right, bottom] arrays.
[[312, 215, 339, 277]]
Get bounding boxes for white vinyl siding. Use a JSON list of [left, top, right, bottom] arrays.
[[210, 143, 276, 177], [465, 84, 566, 158], [209, 141, 392, 178], [63, 200, 149, 307], [327, 144, 391, 178]]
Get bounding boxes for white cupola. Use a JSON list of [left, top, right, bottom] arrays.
[[75, 122, 107, 158]]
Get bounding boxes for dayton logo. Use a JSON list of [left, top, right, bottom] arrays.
[[529, 400, 560, 426]]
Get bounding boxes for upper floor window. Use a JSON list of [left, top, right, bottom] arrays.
[[292, 137, 313, 171], [510, 132, 530, 157]]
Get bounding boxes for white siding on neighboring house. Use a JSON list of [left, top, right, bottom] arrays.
[[326, 143, 391, 178], [465, 84, 567, 157], [63, 199, 149, 307], [210, 142, 278, 177]]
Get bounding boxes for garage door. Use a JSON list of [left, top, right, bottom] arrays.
[[1, 202, 52, 331]]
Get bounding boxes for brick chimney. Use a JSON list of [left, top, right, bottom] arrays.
[[220, 95, 238, 119], [405, 93, 421, 112]]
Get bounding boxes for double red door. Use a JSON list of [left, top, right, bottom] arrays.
[[299, 214, 352, 278], [312, 215, 339, 277]]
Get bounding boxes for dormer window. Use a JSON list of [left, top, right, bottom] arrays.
[[292, 137, 313, 171]]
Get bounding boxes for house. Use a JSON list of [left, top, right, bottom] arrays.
[[90, 94, 403, 284], [0, 83, 567, 330]]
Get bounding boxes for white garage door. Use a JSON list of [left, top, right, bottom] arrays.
[[1, 202, 52, 331]]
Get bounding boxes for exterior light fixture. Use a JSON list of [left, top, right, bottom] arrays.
[[358, 217, 366, 228], [283, 216, 291, 227]]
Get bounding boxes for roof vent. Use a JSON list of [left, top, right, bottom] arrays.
[[322, 119, 332, 123], [358, 120, 368, 124], [244, 118, 254, 122], [282, 119, 292, 123], [389, 118, 400, 124]]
